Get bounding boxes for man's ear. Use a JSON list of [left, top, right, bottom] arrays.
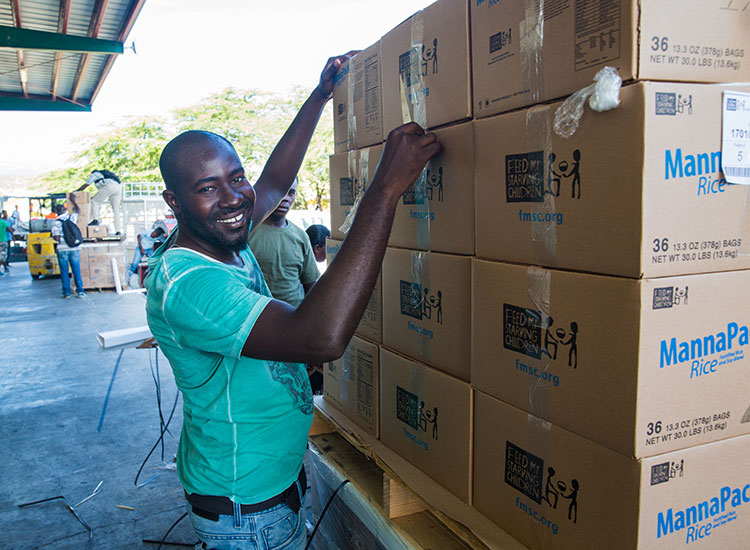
[[162, 190, 180, 214]]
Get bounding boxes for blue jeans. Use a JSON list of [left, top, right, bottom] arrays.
[[129, 247, 154, 274], [57, 249, 84, 296], [186, 496, 306, 550]]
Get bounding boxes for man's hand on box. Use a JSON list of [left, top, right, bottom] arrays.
[[372, 123, 441, 201], [316, 51, 359, 100]]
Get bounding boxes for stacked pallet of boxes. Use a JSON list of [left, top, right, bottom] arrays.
[[66, 192, 126, 289], [325, 1, 750, 548]]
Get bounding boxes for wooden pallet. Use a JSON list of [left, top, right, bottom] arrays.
[[310, 396, 527, 550]]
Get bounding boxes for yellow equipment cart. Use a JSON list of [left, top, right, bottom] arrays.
[[27, 231, 60, 279], [25, 194, 67, 279]]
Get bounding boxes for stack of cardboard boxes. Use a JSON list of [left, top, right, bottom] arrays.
[[325, 1, 750, 548], [66, 191, 126, 289]]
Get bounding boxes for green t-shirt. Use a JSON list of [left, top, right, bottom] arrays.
[[0, 219, 9, 241], [144, 243, 313, 504], [247, 221, 320, 308]]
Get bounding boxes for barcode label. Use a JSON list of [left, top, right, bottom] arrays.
[[725, 166, 750, 178]]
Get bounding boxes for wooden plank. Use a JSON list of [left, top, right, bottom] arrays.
[[383, 474, 425, 519], [308, 408, 335, 437], [393, 512, 473, 550], [310, 432, 385, 510], [313, 396, 527, 550], [310, 432, 469, 550]]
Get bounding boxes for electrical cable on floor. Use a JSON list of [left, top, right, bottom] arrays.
[[135, 348, 178, 485], [140, 511, 194, 549], [304, 479, 350, 550], [18, 495, 93, 540], [148, 348, 171, 460], [134, 364, 180, 486]]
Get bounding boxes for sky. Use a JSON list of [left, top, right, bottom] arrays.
[[0, 0, 435, 179]]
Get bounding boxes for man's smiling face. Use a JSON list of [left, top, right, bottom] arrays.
[[167, 135, 256, 254]]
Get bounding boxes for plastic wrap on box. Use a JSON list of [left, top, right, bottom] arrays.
[[308, 445, 410, 550]]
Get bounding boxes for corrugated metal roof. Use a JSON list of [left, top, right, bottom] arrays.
[[0, 0, 146, 111]]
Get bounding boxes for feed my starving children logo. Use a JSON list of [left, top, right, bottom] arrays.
[[503, 304, 578, 369], [399, 38, 438, 88], [505, 441, 579, 526], [505, 150, 582, 203], [650, 459, 684, 486], [400, 281, 443, 324], [403, 166, 443, 205], [395, 386, 439, 449], [655, 92, 693, 116], [339, 177, 366, 206], [653, 286, 689, 309]]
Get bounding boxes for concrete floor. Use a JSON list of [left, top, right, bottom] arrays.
[[0, 264, 195, 549]]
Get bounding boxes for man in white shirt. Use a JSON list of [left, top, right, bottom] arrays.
[[76, 169, 123, 235]]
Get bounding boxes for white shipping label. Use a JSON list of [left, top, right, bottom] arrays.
[[722, 91, 750, 185]]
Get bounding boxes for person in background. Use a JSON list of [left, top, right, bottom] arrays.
[[305, 224, 330, 263], [247, 178, 320, 308], [10, 205, 20, 228], [126, 221, 168, 288], [303, 223, 331, 394], [76, 169, 123, 236], [50, 198, 85, 298], [0, 211, 12, 276]]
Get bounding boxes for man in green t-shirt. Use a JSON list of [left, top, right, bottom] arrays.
[[0, 213, 11, 275], [145, 53, 440, 550], [248, 178, 320, 308]]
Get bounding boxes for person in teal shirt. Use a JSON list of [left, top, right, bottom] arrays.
[[0, 213, 12, 275], [145, 53, 440, 550]]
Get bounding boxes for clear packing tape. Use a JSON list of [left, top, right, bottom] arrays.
[[411, 250, 431, 363], [553, 66, 623, 139], [402, 10, 432, 251], [338, 149, 370, 235]]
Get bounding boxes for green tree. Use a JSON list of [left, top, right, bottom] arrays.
[[40, 118, 169, 192], [40, 88, 334, 211]]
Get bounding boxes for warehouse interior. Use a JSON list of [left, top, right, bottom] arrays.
[[2, 1, 750, 549]]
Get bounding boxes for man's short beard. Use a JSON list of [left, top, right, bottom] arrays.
[[179, 205, 249, 252]]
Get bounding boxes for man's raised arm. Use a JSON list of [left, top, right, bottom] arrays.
[[244, 123, 441, 363], [251, 51, 357, 228]]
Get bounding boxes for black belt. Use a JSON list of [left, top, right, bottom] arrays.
[[186, 466, 306, 522]]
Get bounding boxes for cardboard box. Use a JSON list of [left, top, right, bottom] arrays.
[[474, 390, 750, 550], [87, 225, 109, 239], [329, 144, 384, 242], [474, 81, 750, 278], [80, 241, 125, 288], [333, 42, 383, 153], [382, 247, 471, 381], [66, 191, 90, 208], [389, 121, 474, 255], [325, 239, 382, 343], [324, 335, 379, 438], [473, 258, 750, 458], [380, 348, 472, 503], [380, 0, 471, 133], [472, 0, 750, 118]]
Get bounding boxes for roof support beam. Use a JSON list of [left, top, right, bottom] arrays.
[[71, 0, 110, 103], [0, 25, 123, 54], [0, 95, 91, 111], [9, 0, 27, 98], [89, 0, 146, 104], [52, 0, 72, 100]]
